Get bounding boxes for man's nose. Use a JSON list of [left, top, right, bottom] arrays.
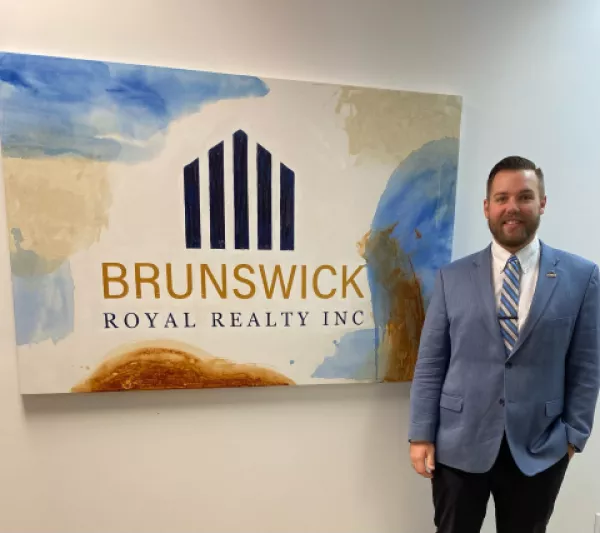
[[506, 198, 520, 212]]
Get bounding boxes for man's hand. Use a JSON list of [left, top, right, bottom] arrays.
[[568, 443, 576, 460], [410, 441, 436, 478]]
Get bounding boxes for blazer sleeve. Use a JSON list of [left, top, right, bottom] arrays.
[[408, 269, 451, 443], [564, 264, 600, 452]]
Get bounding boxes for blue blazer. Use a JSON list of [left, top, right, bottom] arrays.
[[409, 242, 600, 475]]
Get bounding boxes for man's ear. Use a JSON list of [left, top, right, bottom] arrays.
[[540, 195, 547, 215]]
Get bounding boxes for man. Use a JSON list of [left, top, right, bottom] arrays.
[[408, 156, 600, 533]]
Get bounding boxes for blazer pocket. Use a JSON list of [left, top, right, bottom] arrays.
[[440, 393, 464, 413], [545, 399, 564, 417]]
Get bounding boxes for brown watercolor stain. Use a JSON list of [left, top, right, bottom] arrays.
[[335, 88, 462, 166], [72, 340, 295, 392], [361, 226, 425, 382], [3, 156, 111, 274]]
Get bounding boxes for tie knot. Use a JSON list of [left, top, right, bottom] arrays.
[[506, 255, 521, 272]]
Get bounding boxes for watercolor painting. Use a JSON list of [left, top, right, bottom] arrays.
[[0, 51, 461, 394]]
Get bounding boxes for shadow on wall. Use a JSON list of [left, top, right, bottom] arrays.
[[20, 378, 406, 416]]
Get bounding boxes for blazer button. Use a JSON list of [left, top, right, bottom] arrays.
[[499, 399, 505, 406], [506, 362, 512, 369]]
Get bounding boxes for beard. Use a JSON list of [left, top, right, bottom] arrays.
[[488, 214, 540, 250]]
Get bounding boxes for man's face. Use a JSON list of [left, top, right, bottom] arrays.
[[484, 169, 546, 252]]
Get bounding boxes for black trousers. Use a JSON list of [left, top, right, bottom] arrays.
[[431, 436, 569, 533]]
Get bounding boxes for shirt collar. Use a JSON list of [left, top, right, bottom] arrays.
[[491, 236, 540, 274]]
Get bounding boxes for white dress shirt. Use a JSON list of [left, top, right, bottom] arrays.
[[491, 236, 541, 331]]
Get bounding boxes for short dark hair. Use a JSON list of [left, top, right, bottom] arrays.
[[487, 156, 545, 198]]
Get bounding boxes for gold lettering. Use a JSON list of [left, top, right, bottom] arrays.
[[301, 265, 307, 299], [166, 263, 193, 299], [233, 264, 256, 299], [200, 264, 227, 299], [342, 265, 365, 298], [260, 265, 296, 299], [135, 263, 160, 299], [313, 265, 336, 299], [100, 262, 366, 300], [102, 263, 129, 299]]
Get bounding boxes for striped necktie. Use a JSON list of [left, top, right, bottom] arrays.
[[498, 255, 521, 355]]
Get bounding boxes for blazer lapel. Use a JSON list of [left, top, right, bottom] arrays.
[[509, 242, 560, 357], [471, 245, 504, 345]]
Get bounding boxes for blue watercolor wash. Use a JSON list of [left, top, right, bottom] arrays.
[[370, 137, 459, 308], [313, 138, 459, 380], [311, 330, 376, 380], [367, 138, 459, 377], [12, 261, 75, 345], [0, 52, 269, 161]]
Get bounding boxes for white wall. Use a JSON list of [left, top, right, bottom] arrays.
[[0, 1, 599, 531]]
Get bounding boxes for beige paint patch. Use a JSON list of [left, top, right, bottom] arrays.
[[10, 238, 63, 276], [335, 88, 461, 166], [3, 157, 111, 271]]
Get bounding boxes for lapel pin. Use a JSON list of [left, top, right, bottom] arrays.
[[546, 271, 557, 278]]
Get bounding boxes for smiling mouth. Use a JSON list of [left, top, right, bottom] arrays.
[[503, 220, 523, 226]]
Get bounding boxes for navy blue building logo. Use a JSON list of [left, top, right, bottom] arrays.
[[183, 130, 295, 251]]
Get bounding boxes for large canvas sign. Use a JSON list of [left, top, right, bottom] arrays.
[[0, 52, 462, 394]]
